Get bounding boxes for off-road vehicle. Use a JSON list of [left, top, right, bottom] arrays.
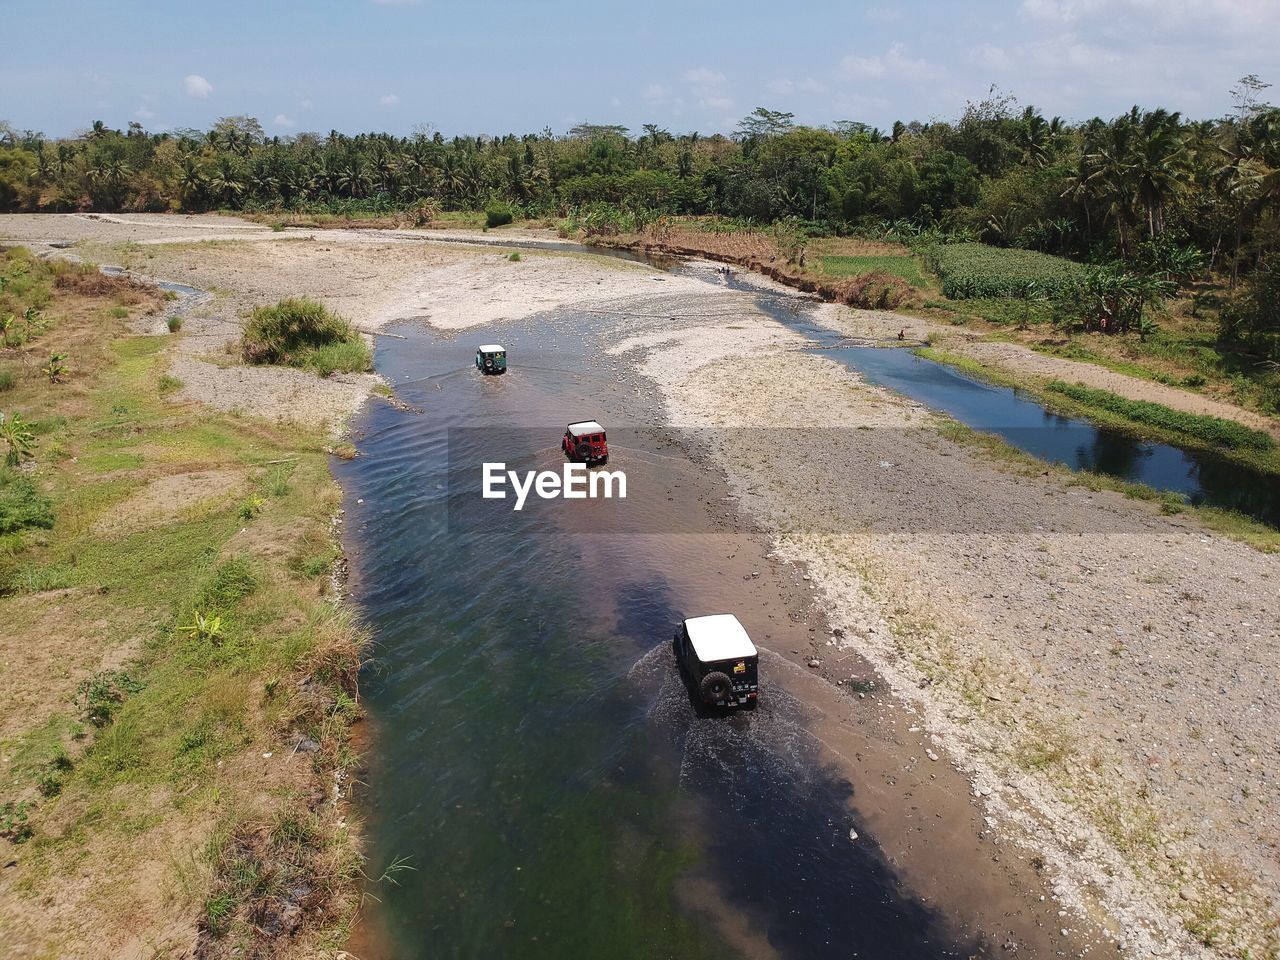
[[674, 614, 759, 709], [562, 421, 608, 464], [475, 344, 507, 375]]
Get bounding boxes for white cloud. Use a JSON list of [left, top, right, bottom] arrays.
[[378, 93, 401, 107], [274, 114, 296, 127], [133, 106, 156, 120], [643, 83, 671, 104], [839, 42, 945, 82], [685, 67, 733, 112], [183, 74, 213, 98], [767, 76, 829, 97], [976, 44, 1013, 71], [299, 98, 313, 110]]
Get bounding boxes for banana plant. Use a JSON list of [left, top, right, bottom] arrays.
[[43, 352, 67, 383], [0, 411, 38, 466]]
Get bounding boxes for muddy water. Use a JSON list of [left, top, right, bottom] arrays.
[[338, 301, 1119, 959]]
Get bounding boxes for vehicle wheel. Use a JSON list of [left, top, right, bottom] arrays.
[[575, 441, 591, 460], [700, 671, 732, 702], [484, 359, 493, 371]]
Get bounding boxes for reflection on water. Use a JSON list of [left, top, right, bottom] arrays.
[[712, 275, 1278, 527], [830, 346, 1279, 525]]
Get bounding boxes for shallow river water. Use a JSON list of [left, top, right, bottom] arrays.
[[337, 294, 1119, 959]]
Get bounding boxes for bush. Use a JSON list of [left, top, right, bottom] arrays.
[[0, 369, 13, 391], [833, 271, 912, 310], [0, 468, 54, 536], [241, 297, 370, 373], [1220, 259, 1280, 362], [485, 203, 515, 228], [306, 340, 372, 377]]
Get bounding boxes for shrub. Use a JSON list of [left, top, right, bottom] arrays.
[[0, 468, 53, 536], [833, 271, 912, 310], [167, 315, 183, 333], [484, 203, 515, 228], [0, 369, 14, 391], [73, 670, 144, 727], [306, 340, 372, 377], [157, 374, 183, 396], [241, 297, 370, 373]]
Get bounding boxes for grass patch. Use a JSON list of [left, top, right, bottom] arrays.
[[924, 242, 1084, 299], [920, 346, 1280, 473], [819, 254, 925, 287], [0, 245, 365, 955], [1044, 381, 1275, 454], [0, 468, 55, 537], [241, 297, 371, 376]]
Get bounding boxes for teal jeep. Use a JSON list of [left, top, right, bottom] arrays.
[[475, 344, 507, 375]]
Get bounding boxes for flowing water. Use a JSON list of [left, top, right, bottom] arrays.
[[338, 305, 1112, 959], [721, 277, 1280, 528]]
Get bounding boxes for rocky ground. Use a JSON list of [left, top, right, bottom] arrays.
[[2, 213, 1277, 957]]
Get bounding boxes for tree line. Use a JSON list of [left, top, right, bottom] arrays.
[[0, 81, 1276, 351]]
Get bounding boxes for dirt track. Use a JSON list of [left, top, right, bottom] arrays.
[[2, 213, 1278, 958]]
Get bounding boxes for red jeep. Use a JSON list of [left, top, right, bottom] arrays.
[[562, 421, 608, 465]]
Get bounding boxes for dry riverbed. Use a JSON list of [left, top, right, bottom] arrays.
[[2, 214, 1277, 958]]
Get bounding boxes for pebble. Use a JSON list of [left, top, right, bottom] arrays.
[[808, 659, 821, 668]]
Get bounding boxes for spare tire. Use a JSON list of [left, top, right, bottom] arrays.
[[700, 671, 732, 702], [575, 441, 592, 460], [484, 357, 494, 369]]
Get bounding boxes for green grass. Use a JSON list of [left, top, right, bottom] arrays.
[[305, 340, 372, 377], [241, 297, 371, 376], [0, 468, 55, 537], [924, 242, 1084, 299], [1044, 381, 1275, 453], [0, 252, 368, 954], [819, 254, 925, 287]]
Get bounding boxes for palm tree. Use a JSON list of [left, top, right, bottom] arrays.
[[1129, 108, 1189, 238], [207, 157, 245, 207]]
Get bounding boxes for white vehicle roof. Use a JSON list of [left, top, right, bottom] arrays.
[[567, 420, 605, 435], [478, 344, 505, 353], [684, 614, 757, 663]]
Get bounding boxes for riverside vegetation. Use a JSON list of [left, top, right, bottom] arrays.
[[2, 81, 1278, 409], [0, 246, 368, 957]]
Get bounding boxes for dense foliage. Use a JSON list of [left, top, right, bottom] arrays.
[[1, 86, 1276, 351], [926, 243, 1084, 298]]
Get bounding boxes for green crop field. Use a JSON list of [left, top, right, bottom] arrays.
[[819, 255, 926, 287], [927, 243, 1084, 299]]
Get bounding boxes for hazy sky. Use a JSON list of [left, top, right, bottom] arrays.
[[3, 0, 1278, 138]]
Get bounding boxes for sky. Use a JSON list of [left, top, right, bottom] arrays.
[[2, 0, 1278, 139]]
